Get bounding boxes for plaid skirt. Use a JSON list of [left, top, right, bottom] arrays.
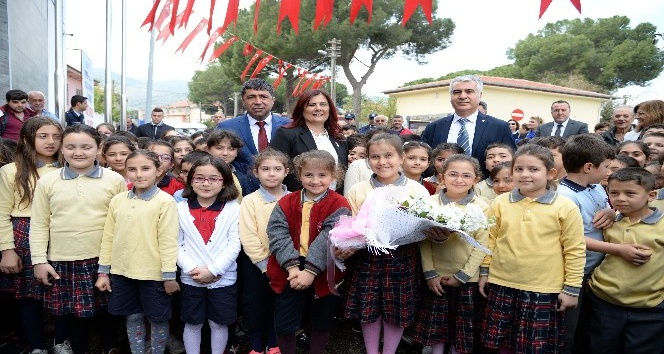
[[343, 243, 422, 327], [412, 282, 482, 352], [482, 284, 564, 354], [0, 217, 44, 300], [43, 258, 110, 317]]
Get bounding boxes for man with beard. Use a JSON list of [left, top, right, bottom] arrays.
[[0, 90, 37, 141]]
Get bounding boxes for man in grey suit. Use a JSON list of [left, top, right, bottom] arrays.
[[536, 100, 589, 138]]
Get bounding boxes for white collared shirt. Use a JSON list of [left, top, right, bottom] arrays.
[[550, 119, 569, 136], [310, 129, 339, 163], [247, 114, 273, 149], [447, 110, 479, 153]]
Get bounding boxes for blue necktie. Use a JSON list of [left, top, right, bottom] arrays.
[[457, 118, 471, 155]]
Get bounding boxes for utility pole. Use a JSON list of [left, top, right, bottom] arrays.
[[328, 38, 341, 108]]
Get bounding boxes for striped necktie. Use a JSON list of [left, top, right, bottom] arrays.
[[457, 118, 471, 155]]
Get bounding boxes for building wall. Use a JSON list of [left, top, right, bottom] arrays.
[[0, 0, 52, 95], [393, 86, 608, 128]]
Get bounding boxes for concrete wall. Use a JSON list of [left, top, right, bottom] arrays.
[[392, 86, 608, 128], [0, 0, 53, 98]]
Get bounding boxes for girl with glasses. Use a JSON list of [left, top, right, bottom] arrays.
[[177, 155, 241, 354]]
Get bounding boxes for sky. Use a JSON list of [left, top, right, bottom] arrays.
[[66, 0, 664, 103]]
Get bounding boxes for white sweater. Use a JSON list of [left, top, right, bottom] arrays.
[[177, 200, 241, 288]]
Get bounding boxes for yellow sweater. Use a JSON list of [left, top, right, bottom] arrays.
[[346, 175, 429, 216], [0, 162, 60, 251], [29, 166, 127, 264], [420, 192, 490, 283], [98, 187, 179, 281], [481, 189, 586, 296], [589, 209, 664, 308], [239, 186, 287, 272], [474, 178, 497, 201]]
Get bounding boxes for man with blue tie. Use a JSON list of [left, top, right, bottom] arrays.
[[217, 78, 290, 192], [421, 75, 516, 177]]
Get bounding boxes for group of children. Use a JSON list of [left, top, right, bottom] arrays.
[[0, 116, 663, 354]]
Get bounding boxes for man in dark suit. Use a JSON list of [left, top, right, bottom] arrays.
[[421, 75, 516, 177], [217, 78, 290, 178], [64, 95, 88, 126], [536, 100, 589, 138], [134, 107, 174, 139]]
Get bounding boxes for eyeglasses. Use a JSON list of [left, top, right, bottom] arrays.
[[192, 176, 223, 184], [157, 154, 172, 161], [445, 172, 476, 180]]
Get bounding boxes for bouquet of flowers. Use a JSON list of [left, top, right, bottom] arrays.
[[330, 186, 494, 261]]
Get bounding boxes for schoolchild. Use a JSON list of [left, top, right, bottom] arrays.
[[177, 155, 241, 354], [239, 149, 290, 354], [489, 162, 514, 197], [588, 168, 664, 353], [475, 143, 514, 200], [402, 140, 436, 195], [146, 140, 185, 195], [532, 136, 567, 183], [102, 135, 136, 185], [479, 144, 586, 353], [267, 150, 351, 354], [168, 135, 194, 183], [207, 130, 253, 200], [30, 124, 127, 354], [344, 133, 444, 354], [424, 143, 465, 190], [616, 140, 649, 167], [0, 118, 67, 354], [96, 150, 180, 354], [642, 131, 664, 163], [173, 151, 212, 202], [557, 134, 616, 353], [413, 154, 489, 354]]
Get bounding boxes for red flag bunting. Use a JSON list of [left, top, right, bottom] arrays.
[[402, 0, 432, 27], [314, 0, 334, 30], [208, 35, 239, 62], [296, 74, 318, 96], [141, 0, 163, 30], [350, 0, 372, 24], [539, 0, 582, 18], [241, 50, 264, 82], [277, 0, 301, 34], [292, 69, 309, 96], [198, 25, 225, 62], [153, 0, 172, 32], [159, 10, 186, 42], [179, 0, 196, 28], [219, 0, 240, 36], [273, 60, 293, 89], [208, 0, 217, 34], [253, 0, 262, 33], [243, 43, 255, 56], [250, 55, 275, 79], [312, 76, 330, 90], [176, 18, 208, 53], [169, 0, 181, 34]]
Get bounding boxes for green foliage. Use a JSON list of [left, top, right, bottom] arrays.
[[195, 0, 454, 114], [504, 16, 664, 92], [94, 85, 122, 123], [188, 63, 241, 115]]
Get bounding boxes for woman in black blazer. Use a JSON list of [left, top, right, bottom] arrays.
[[270, 89, 348, 191]]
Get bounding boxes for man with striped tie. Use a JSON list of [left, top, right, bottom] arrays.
[[421, 75, 516, 177]]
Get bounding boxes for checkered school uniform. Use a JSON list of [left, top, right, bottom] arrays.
[[343, 243, 422, 327], [0, 218, 43, 299], [482, 284, 564, 353], [413, 283, 483, 352], [43, 258, 110, 317]]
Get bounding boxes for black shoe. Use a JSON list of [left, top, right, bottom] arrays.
[[296, 331, 309, 346]]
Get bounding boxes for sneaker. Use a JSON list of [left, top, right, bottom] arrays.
[[267, 347, 281, 354], [52, 341, 73, 354], [295, 331, 309, 346], [30, 350, 48, 354], [166, 337, 186, 354]]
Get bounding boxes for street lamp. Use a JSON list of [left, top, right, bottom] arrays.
[[318, 39, 341, 107]]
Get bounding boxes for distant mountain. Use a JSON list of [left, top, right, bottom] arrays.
[[91, 68, 188, 110]]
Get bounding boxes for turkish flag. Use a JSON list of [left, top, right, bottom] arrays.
[[277, 0, 301, 34], [402, 0, 432, 27], [254, 0, 262, 33], [179, 0, 196, 28], [314, 0, 334, 30], [241, 50, 265, 82], [350, 0, 372, 24], [273, 60, 293, 89], [141, 0, 163, 30], [539, 0, 582, 18], [208, 36, 239, 62], [250, 55, 275, 79]]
